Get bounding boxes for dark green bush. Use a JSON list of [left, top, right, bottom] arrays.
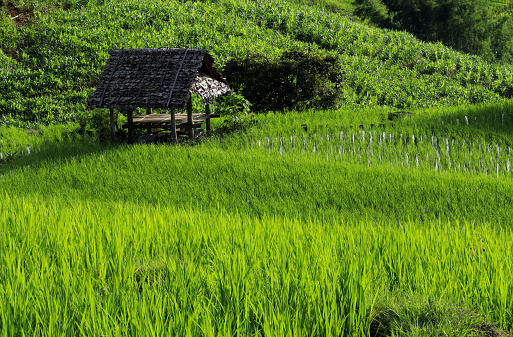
[[75, 109, 123, 140], [223, 47, 344, 112]]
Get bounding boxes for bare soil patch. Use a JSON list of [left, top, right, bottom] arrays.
[[3, 0, 34, 25]]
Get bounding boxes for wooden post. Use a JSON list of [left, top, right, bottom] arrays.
[[109, 108, 116, 143], [146, 107, 153, 134], [170, 109, 177, 143], [205, 103, 211, 135], [187, 96, 194, 141], [127, 108, 134, 143]]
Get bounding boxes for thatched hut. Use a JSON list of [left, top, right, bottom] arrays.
[[88, 48, 230, 142]]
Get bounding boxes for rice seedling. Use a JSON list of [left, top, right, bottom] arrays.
[[2, 192, 513, 335], [2, 0, 513, 335]]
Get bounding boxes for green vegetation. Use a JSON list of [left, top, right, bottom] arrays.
[[4, 101, 513, 224], [2, 0, 513, 335], [2, 193, 513, 336], [2, 101, 513, 335], [1, 0, 513, 126], [354, 0, 513, 62], [224, 47, 345, 111], [286, 0, 355, 15]]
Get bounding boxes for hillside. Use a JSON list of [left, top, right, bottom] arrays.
[[0, 0, 512, 127], [2, 1, 513, 336]]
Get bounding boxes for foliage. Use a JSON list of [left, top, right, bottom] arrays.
[[286, 0, 355, 15], [215, 92, 252, 116], [2, 193, 513, 335], [3, 100, 513, 223], [224, 47, 345, 111], [0, 123, 80, 161], [0, 0, 512, 127], [212, 115, 258, 136], [3, 1, 513, 334], [354, 0, 513, 63], [212, 93, 256, 134], [75, 109, 110, 137], [2, 100, 513, 334], [370, 293, 501, 336]]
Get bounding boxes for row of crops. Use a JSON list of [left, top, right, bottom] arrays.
[[3, 100, 513, 175], [205, 100, 513, 178], [7, 129, 511, 177], [243, 131, 513, 178], [4, 137, 513, 181], [1, 0, 513, 126], [2, 102, 513, 225]]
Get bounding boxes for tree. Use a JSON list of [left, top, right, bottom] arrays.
[[354, 0, 513, 62]]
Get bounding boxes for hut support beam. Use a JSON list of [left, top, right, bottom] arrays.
[[171, 109, 177, 143], [127, 108, 135, 142], [146, 108, 153, 134], [187, 97, 194, 141], [109, 109, 116, 143], [205, 104, 211, 134]]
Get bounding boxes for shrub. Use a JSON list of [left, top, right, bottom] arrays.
[[223, 47, 344, 112], [215, 92, 252, 117]]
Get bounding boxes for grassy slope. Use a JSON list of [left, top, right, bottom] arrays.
[[2, 100, 513, 224], [0, 0, 512, 126], [1, 0, 513, 335], [2, 107, 513, 334]]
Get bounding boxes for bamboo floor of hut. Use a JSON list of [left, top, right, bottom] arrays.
[[127, 113, 220, 128], [121, 112, 220, 142]]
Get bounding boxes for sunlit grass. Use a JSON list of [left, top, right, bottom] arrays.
[[1, 0, 513, 333], [2, 103, 513, 335], [1, 193, 512, 335]]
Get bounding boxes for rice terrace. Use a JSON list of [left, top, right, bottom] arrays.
[[1, 0, 513, 335]]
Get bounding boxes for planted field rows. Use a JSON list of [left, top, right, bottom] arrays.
[[2, 0, 513, 126], [4, 131, 512, 179], [218, 107, 513, 179], [244, 131, 512, 178]]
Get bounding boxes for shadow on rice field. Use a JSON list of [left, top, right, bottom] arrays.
[[370, 292, 513, 337]]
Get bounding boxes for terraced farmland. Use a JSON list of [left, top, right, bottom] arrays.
[[1, 0, 513, 335]]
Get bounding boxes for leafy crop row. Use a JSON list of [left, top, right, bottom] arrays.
[[1, 0, 512, 126], [242, 130, 513, 178]]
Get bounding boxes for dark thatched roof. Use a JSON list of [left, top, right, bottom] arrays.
[[88, 48, 230, 110]]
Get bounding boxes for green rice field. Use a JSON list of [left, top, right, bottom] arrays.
[[2, 0, 513, 335], [2, 100, 513, 336]]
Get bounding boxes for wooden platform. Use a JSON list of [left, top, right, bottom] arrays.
[[126, 113, 220, 128], [114, 101, 218, 143]]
